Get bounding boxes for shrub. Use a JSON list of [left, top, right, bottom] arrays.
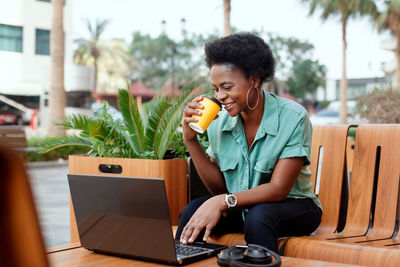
[[356, 89, 400, 123]]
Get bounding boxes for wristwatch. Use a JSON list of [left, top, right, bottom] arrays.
[[225, 193, 237, 209]]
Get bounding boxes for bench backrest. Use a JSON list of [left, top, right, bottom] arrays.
[[0, 126, 28, 148], [0, 144, 49, 266], [341, 124, 400, 237], [309, 125, 349, 235]]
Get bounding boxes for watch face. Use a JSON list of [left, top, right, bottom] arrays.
[[227, 194, 237, 207]]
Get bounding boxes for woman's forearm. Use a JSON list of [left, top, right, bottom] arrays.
[[184, 138, 226, 195]]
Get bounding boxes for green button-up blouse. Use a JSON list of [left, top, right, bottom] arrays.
[[206, 91, 321, 210]]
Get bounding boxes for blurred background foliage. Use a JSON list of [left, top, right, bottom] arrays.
[[74, 23, 327, 99], [356, 88, 400, 123]]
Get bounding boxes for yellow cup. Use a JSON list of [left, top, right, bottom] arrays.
[[189, 95, 221, 133]]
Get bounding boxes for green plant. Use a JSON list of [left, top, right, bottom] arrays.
[[41, 83, 201, 159], [27, 136, 89, 162], [169, 130, 210, 159], [356, 88, 400, 123]]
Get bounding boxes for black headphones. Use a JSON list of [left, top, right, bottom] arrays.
[[217, 244, 281, 267]]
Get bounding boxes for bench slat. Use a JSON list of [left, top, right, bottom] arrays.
[[310, 125, 349, 235], [0, 127, 28, 148], [284, 124, 400, 265]]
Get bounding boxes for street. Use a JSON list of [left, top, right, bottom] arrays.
[[27, 163, 70, 248]]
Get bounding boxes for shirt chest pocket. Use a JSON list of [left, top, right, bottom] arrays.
[[218, 156, 239, 173], [254, 158, 276, 184]]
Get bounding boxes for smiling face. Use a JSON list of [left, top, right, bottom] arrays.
[[210, 64, 257, 117]]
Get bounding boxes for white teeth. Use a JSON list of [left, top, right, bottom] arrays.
[[223, 103, 233, 108]]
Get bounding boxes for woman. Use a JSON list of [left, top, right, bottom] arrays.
[[177, 33, 322, 253]]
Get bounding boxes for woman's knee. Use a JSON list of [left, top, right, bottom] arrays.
[[243, 204, 280, 252], [244, 204, 279, 231]]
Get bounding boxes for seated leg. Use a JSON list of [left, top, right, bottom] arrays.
[[244, 198, 322, 253]]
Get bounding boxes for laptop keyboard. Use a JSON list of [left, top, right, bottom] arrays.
[[175, 244, 210, 256]]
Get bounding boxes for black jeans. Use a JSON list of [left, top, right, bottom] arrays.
[[175, 196, 322, 253]]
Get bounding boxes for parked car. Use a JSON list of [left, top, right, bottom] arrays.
[[0, 112, 18, 125], [0, 98, 35, 125], [309, 109, 340, 125], [327, 100, 357, 112], [91, 102, 123, 121], [0, 104, 24, 125], [309, 108, 363, 125]]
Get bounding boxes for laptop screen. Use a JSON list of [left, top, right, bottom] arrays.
[[68, 174, 178, 263]]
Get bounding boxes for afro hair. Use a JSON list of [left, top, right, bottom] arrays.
[[205, 33, 275, 86]]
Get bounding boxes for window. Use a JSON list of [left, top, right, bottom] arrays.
[[36, 0, 66, 4], [35, 29, 50, 55], [0, 24, 23, 52]]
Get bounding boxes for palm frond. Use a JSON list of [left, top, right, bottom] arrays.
[[87, 119, 107, 139], [140, 101, 152, 128], [58, 112, 109, 139], [141, 93, 167, 128], [58, 113, 92, 131], [145, 97, 172, 158], [117, 87, 146, 157], [150, 82, 198, 159], [39, 135, 92, 154]]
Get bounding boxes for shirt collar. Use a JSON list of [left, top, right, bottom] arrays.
[[221, 112, 240, 132], [260, 91, 279, 136], [221, 91, 279, 136]]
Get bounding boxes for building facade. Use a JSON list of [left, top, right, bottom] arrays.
[[316, 76, 389, 103], [0, 0, 93, 128]]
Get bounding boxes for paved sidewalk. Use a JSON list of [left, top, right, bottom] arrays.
[[27, 163, 70, 248]]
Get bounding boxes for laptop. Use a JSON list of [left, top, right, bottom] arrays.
[[67, 174, 227, 265]]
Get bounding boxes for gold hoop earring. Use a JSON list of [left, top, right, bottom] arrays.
[[246, 87, 260, 110]]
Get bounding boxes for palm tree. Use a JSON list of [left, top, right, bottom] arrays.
[[74, 19, 110, 92], [223, 0, 232, 36], [97, 39, 131, 94], [302, 0, 376, 123], [376, 0, 400, 89], [48, 0, 66, 136]]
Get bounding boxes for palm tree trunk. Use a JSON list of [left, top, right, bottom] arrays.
[[94, 57, 98, 92], [48, 0, 66, 136], [396, 31, 400, 90], [223, 0, 232, 36], [339, 14, 348, 124]]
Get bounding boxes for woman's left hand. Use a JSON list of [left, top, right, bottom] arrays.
[[180, 194, 226, 244]]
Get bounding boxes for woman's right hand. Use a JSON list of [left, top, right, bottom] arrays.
[[181, 96, 204, 142]]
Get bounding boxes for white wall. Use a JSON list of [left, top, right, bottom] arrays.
[[0, 0, 92, 96], [315, 79, 337, 102]]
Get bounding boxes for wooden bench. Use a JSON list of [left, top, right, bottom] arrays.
[[0, 144, 50, 266], [284, 124, 400, 266], [0, 126, 38, 158]]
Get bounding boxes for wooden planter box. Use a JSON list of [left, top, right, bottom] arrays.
[[68, 155, 188, 243]]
